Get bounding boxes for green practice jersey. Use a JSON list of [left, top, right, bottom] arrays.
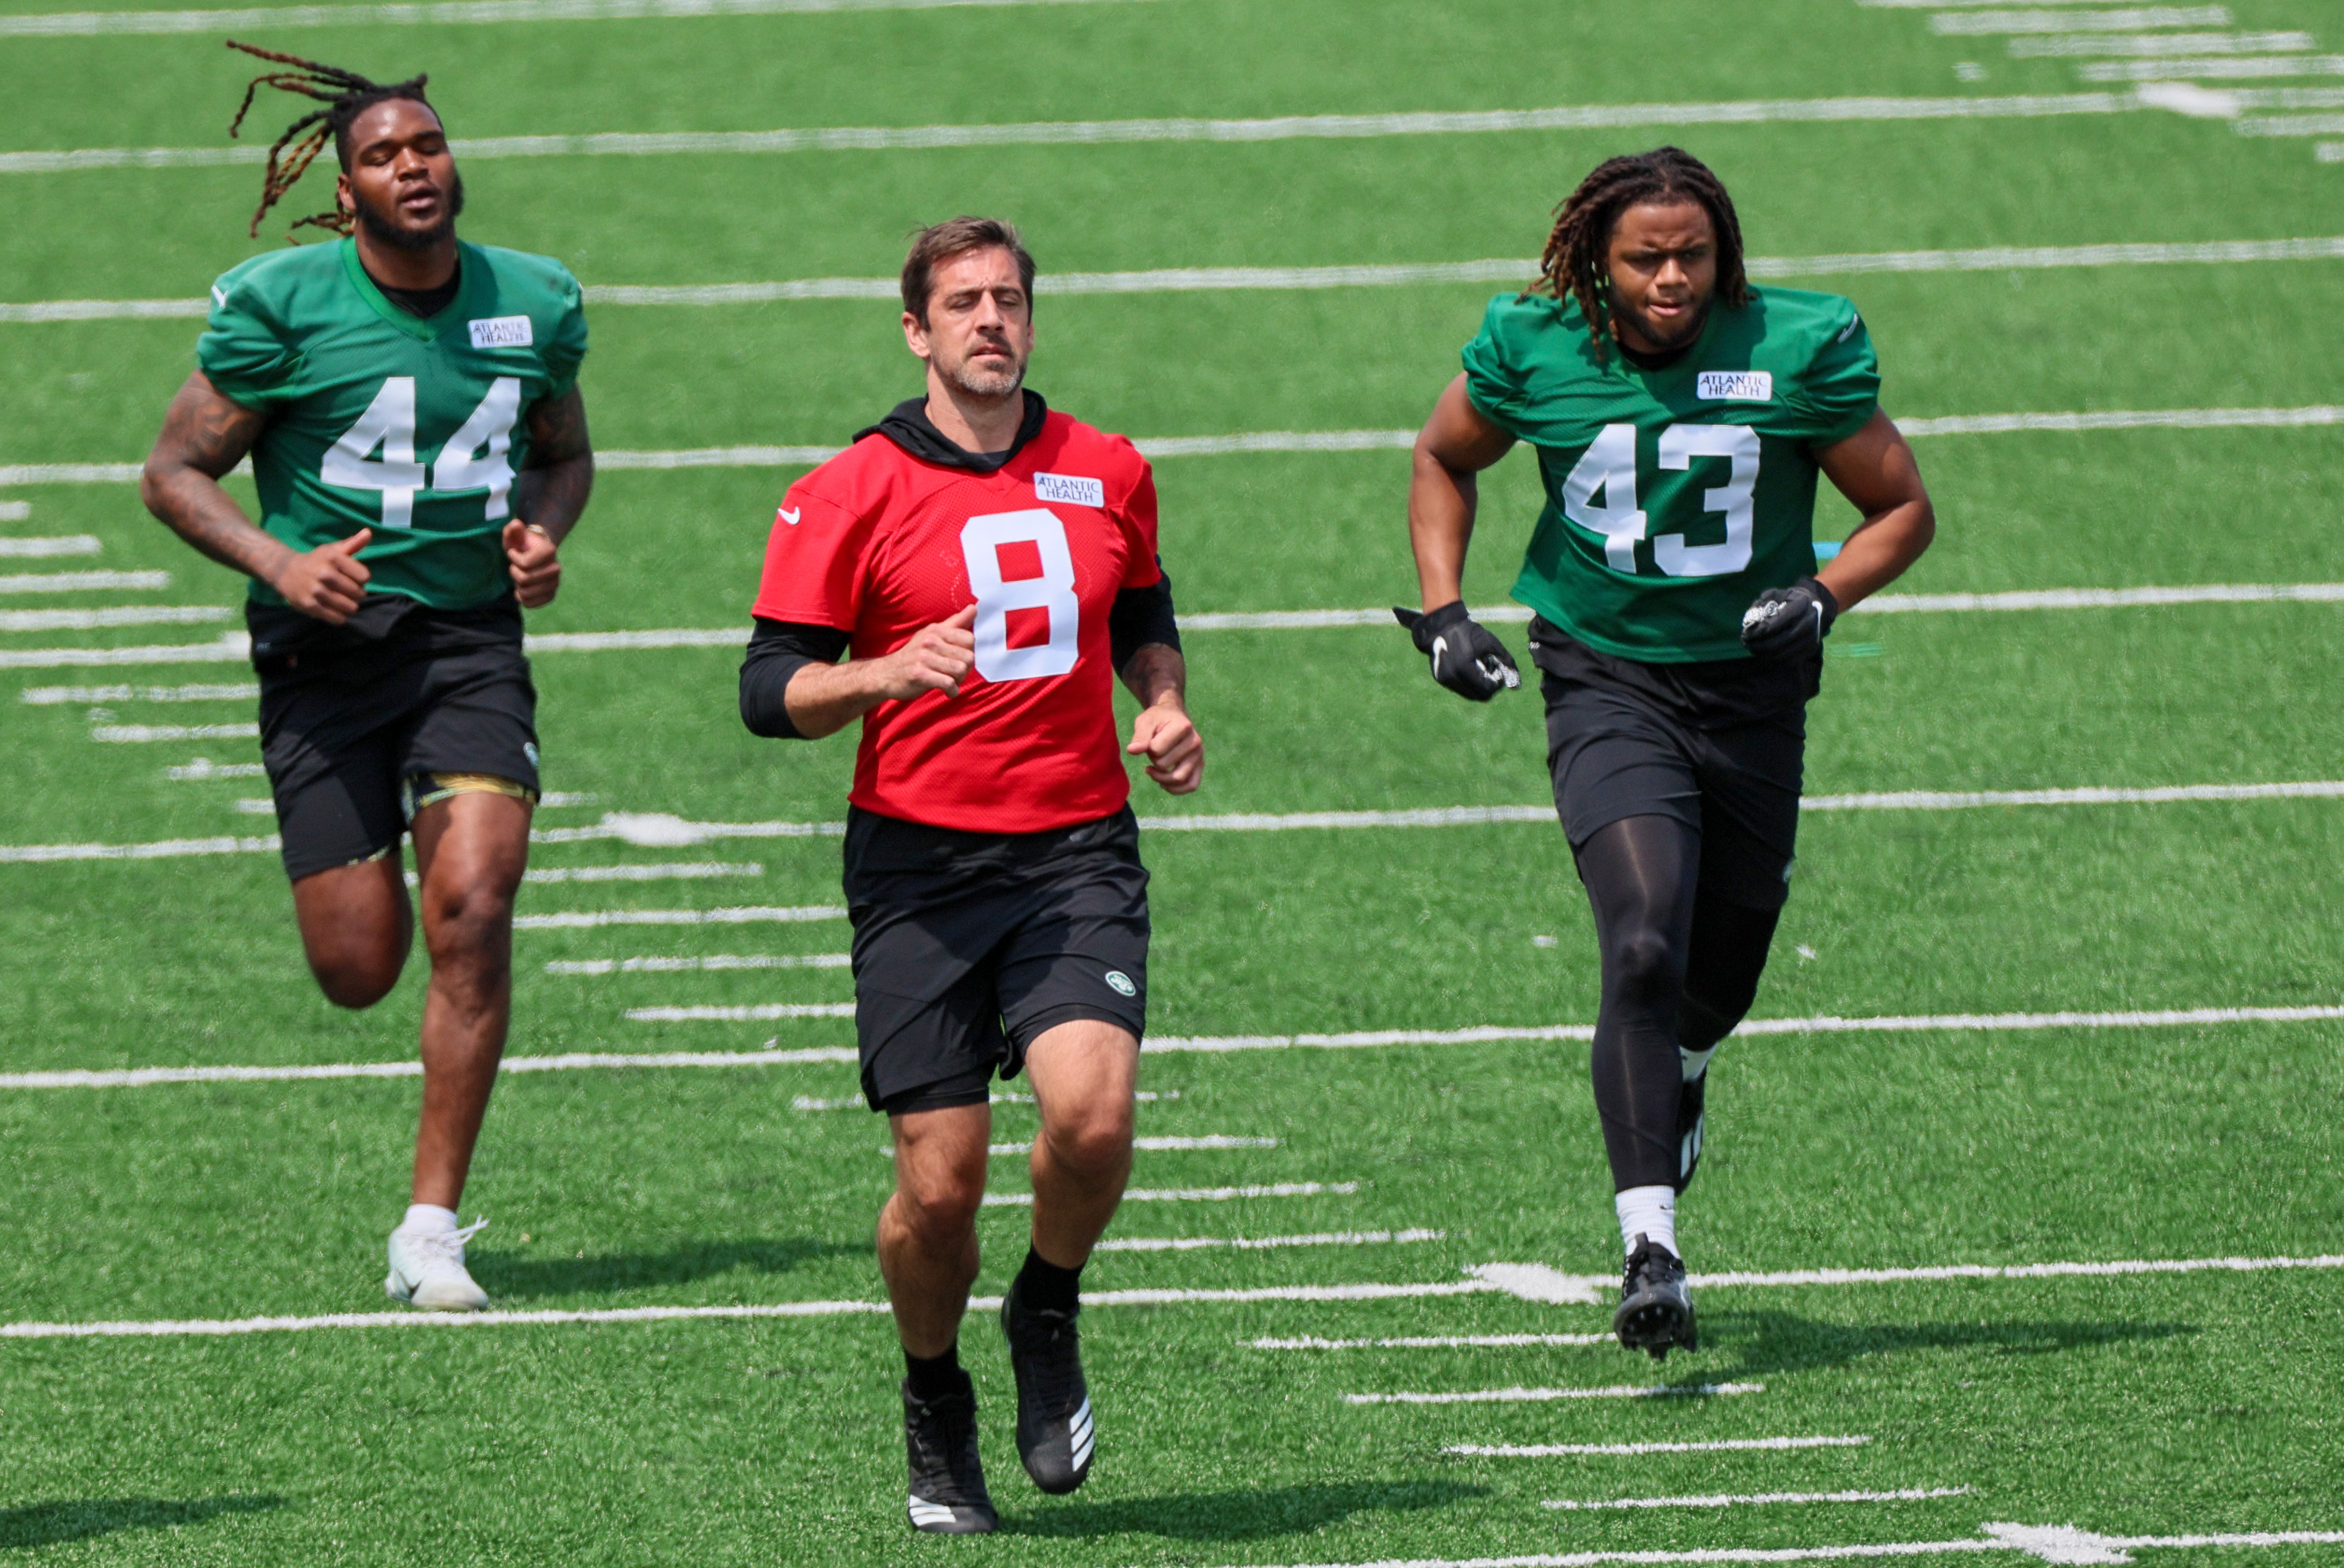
[[1461, 284, 1880, 663], [198, 237, 589, 610]]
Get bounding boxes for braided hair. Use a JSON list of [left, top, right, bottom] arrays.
[[224, 40, 434, 241], [1531, 146, 1749, 362]]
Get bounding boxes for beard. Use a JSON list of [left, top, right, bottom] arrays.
[[941, 346, 1025, 399], [354, 171, 466, 251]]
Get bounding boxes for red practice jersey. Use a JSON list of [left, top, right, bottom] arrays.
[[751, 408, 1163, 834]]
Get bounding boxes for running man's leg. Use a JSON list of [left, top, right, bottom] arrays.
[[1023, 1020, 1139, 1269], [407, 789, 531, 1210], [878, 1101, 990, 1357], [290, 856, 411, 1008], [1574, 814, 1703, 1200], [1671, 884, 1783, 1192]]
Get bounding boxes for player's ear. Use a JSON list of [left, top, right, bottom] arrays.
[[335, 170, 355, 219], [902, 310, 932, 360]]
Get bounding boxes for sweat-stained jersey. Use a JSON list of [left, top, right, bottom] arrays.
[[751, 409, 1163, 835], [198, 237, 589, 610], [1462, 284, 1881, 663]]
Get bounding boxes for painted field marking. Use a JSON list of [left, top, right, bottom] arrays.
[[1451, 1436, 1872, 1457], [972, 1135, 1277, 1155], [523, 861, 759, 884], [24, 235, 2344, 322], [0, 501, 30, 521], [1162, 1528, 2344, 1566], [793, 1088, 1177, 1109], [0, 536, 100, 557], [10, 1008, 2344, 1090], [512, 905, 843, 929], [1930, 7, 2230, 34], [1255, 1332, 1609, 1349], [627, 1002, 852, 1021], [2014, 29, 2312, 55], [2322, 141, 2344, 160], [2238, 112, 2344, 136], [164, 757, 262, 780], [1464, 1253, 2344, 1307], [1345, 1382, 1764, 1405], [0, 632, 249, 670], [0, 93, 2163, 176], [89, 721, 256, 743], [8, 406, 2341, 499], [2083, 55, 2344, 80], [544, 953, 849, 974], [0, 0, 1146, 36], [23, 681, 255, 704], [0, 569, 164, 594], [981, 1182, 1358, 1207], [1544, 1487, 1971, 1511], [0, 606, 224, 632], [1101, 1229, 1440, 1255]]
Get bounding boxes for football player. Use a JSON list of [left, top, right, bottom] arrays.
[[1399, 147, 1933, 1357], [740, 217, 1200, 1532], [140, 45, 594, 1311]]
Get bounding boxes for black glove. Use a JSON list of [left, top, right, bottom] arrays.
[[1393, 600, 1521, 701], [1740, 576, 1840, 662]]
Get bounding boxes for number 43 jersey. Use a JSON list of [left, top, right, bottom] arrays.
[[752, 403, 1163, 835], [199, 237, 589, 610], [1462, 284, 1881, 664]]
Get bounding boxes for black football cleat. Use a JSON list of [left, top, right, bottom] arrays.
[[1614, 1234, 1699, 1361], [1001, 1281, 1095, 1494], [902, 1372, 996, 1534], [1675, 1071, 1707, 1194]]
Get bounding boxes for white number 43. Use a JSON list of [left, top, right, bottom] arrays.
[[1561, 421, 1761, 578], [322, 375, 522, 529]]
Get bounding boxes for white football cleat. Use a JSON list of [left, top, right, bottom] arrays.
[[385, 1217, 491, 1311]]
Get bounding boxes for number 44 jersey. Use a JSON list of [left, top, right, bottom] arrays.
[[752, 405, 1163, 835], [1463, 284, 1881, 664], [199, 237, 589, 610]]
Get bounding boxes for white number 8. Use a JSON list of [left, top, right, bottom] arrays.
[[960, 509, 1081, 683]]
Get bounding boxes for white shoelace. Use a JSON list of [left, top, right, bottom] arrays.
[[405, 1216, 489, 1262]]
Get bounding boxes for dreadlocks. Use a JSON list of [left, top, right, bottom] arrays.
[[224, 40, 434, 241], [1531, 147, 1750, 363]]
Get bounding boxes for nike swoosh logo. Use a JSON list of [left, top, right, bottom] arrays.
[[779, 507, 801, 526]]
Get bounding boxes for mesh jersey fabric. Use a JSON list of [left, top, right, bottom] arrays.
[[750, 408, 1163, 834], [1461, 284, 1881, 663], [198, 237, 589, 611]]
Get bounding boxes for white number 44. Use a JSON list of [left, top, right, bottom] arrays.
[[322, 376, 522, 529]]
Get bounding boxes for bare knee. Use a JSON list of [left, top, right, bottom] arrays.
[[893, 1162, 986, 1248], [292, 866, 412, 1008], [309, 947, 406, 1009], [1042, 1103, 1133, 1182], [422, 883, 515, 974]]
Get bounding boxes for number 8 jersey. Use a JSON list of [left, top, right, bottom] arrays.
[[198, 237, 589, 610], [752, 401, 1163, 835], [1462, 284, 1881, 664]]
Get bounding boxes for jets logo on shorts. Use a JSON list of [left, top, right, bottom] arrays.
[[524, 742, 540, 768], [1103, 971, 1137, 997]]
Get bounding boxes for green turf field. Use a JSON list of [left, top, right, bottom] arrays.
[[4, 0, 2344, 1562]]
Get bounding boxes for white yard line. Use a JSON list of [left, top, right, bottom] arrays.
[[626, 1003, 853, 1020], [0, 0, 1144, 36], [1461, 1253, 2344, 1307], [544, 953, 849, 974], [1255, 1332, 1608, 1349], [0, 536, 100, 557], [958, 1135, 1277, 1155], [0, 1045, 859, 1088], [0, 502, 30, 521], [0, 92, 2172, 177], [0, 606, 224, 632], [1545, 1488, 1971, 1511], [18, 235, 2341, 322], [89, 721, 256, 743], [1102, 1229, 1441, 1254], [1931, 6, 2229, 33], [2082, 55, 2344, 80], [511, 905, 843, 929], [0, 569, 164, 594], [1346, 1382, 1764, 1405], [2012, 29, 2310, 55], [8, 1006, 2341, 1086], [524, 861, 759, 884], [1153, 1528, 2344, 1567], [23, 681, 255, 704], [163, 758, 262, 780], [2237, 114, 2344, 136], [1451, 1436, 1873, 1457], [981, 1182, 1360, 1207]]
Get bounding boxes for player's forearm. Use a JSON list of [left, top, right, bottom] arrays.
[[1407, 450, 1478, 611], [1818, 497, 1934, 610], [514, 454, 593, 544], [783, 658, 897, 740], [140, 462, 295, 585], [1119, 644, 1186, 709]]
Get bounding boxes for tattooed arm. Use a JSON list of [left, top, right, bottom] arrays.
[[141, 370, 374, 624], [503, 386, 595, 608]]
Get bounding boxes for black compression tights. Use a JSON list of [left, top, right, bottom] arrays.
[[1574, 814, 1782, 1193]]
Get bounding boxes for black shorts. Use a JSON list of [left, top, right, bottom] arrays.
[[250, 595, 540, 882], [841, 804, 1150, 1115], [1530, 617, 1813, 911]]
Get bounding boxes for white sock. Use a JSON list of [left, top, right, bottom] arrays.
[[1615, 1185, 1678, 1258], [1679, 1045, 1716, 1082], [400, 1203, 460, 1235]]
